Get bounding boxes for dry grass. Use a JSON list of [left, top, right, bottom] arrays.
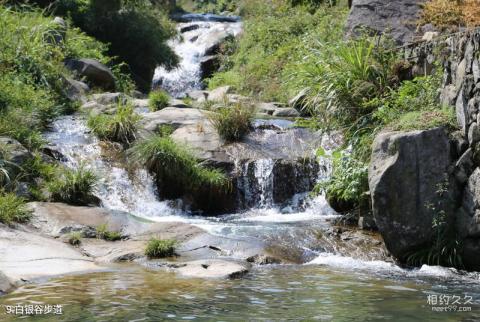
[[421, 0, 480, 29]]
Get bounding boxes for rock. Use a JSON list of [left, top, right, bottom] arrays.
[[368, 128, 457, 261], [207, 86, 232, 102], [289, 88, 309, 115], [463, 238, 480, 270], [0, 224, 100, 287], [170, 122, 222, 159], [346, 0, 424, 45], [140, 107, 208, 132], [180, 23, 200, 33], [200, 55, 220, 79], [132, 98, 149, 109], [80, 101, 110, 116], [455, 148, 473, 184], [246, 254, 282, 265], [468, 122, 480, 145], [187, 90, 209, 101], [422, 31, 439, 42], [256, 102, 278, 115], [0, 137, 31, 165], [440, 85, 457, 107], [65, 58, 116, 91], [456, 88, 468, 135], [176, 259, 249, 279], [203, 30, 233, 56], [91, 92, 129, 105], [358, 215, 377, 230], [169, 98, 190, 108], [63, 77, 89, 102], [272, 108, 300, 117], [462, 168, 480, 215]]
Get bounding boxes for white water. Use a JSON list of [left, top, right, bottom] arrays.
[[153, 20, 242, 97]]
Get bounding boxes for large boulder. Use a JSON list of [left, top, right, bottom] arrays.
[[346, 0, 425, 45], [0, 137, 31, 166], [65, 59, 116, 91], [368, 128, 457, 261]]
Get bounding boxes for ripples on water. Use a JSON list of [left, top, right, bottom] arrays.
[[1, 264, 479, 321]]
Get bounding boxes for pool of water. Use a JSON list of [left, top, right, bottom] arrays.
[[1, 263, 479, 321]]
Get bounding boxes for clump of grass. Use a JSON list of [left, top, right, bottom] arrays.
[[388, 108, 456, 132], [68, 231, 83, 246], [145, 238, 176, 258], [96, 223, 122, 241], [47, 165, 98, 206], [0, 192, 32, 225], [208, 102, 255, 142], [129, 135, 229, 191], [87, 103, 141, 144], [148, 89, 170, 111]]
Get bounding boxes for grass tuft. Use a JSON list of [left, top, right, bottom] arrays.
[[68, 231, 83, 246], [96, 223, 122, 241], [208, 102, 255, 142], [47, 165, 98, 206], [0, 192, 32, 225], [145, 238, 176, 258], [148, 90, 170, 111]]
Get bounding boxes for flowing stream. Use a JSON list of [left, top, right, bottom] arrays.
[[2, 13, 479, 321]]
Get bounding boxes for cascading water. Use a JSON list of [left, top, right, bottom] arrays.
[[153, 16, 242, 97]]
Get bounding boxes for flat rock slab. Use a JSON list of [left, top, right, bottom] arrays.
[[140, 107, 208, 132], [176, 259, 249, 279], [0, 225, 100, 290]]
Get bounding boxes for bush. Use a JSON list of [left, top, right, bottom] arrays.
[[208, 102, 255, 142], [68, 231, 82, 246], [87, 103, 141, 144], [0, 192, 32, 224], [129, 135, 229, 191], [148, 90, 170, 111], [47, 165, 98, 205], [145, 238, 176, 258], [96, 223, 122, 241]]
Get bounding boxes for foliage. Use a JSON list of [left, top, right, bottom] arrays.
[[68, 231, 83, 246], [148, 89, 170, 111], [96, 223, 122, 241], [129, 135, 229, 191], [47, 165, 98, 205], [0, 192, 32, 225], [53, 0, 178, 91], [88, 103, 141, 144], [420, 0, 480, 29], [208, 0, 348, 102], [208, 101, 255, 142], [388, 108, 456, 132], [145, 238, 176, 258]]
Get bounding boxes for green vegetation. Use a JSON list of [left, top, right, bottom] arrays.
[[47, 166, 98, 205], [50, 0, 178, 91], [148, 89, 170, 111], [0, 192, 32, 225], [88, 103, 141, 144], [145, 238, 176, 258], [67, 231, 83, 246], [208, 102, 255, 142], [208, 0, 348, 102], [129, 135, 229, 191], [96, 223, 122, 241]]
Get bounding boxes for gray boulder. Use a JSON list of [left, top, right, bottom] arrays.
[[0, 137, 31, 165], [63, 77, 89, 102], [91, 92, 129, 105], [346, 0, 425, 45], [273, 108, 300, 118], [65, 59, 116, 91], [368, 128, 456, 261]]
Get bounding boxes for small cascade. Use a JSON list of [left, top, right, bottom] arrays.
[[153, 17, 242, 97], [44, 115, 182, 220]]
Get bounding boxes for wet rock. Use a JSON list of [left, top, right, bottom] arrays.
[[63, 77, 89, 102], [180, 23, 200, 33], [170, 122, 222, 159], [0, 137, 31, 165], [272, 108, 300, 118], [256, 102, 278, 115], [246, 254, 282, 265], [200, 55, 220, 79], [140, 107, 207, 132], [91, 92, 129, 105], [176, 259, 249, 279], [207, 86, 232, 102], [369, 128, 457, 261], [65, 58, 116, 91], [346, 0, 424, 45]]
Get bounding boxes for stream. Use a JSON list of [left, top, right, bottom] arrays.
[[1, 13, 479, 321]]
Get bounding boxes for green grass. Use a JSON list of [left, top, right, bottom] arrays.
[[67, 231, 83, 246], [87, 103, 141, 144], [0, 192, 32, 225], [145, 238, 176, 258], [96, 223, 122, 241], [149, 89, 170, 111], [388, 108, 457, 132], [208, 102, 255, 142], [129, 135, 229, 191], [47, 165, 98, 205]]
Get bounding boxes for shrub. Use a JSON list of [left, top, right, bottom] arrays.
[[95, 223, 122, 241], [47, 165, 98, 205], [87, 103, 141, 144], [68, 231, 82, 246], [208, 102, 255, 142], [129, 135, 229, 191], [420, 0, 480, 29], [148, 90, 170, 111], [0, 192, 32, 224], [145, 238, 176, 258]]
